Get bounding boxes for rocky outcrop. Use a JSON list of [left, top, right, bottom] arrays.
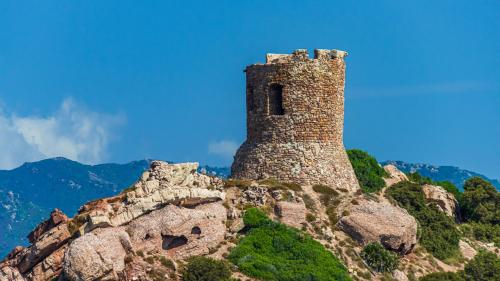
[[18, 223, 71, 273], [25, 246, 67, 281], [28, 209, 68, 244], [422, 184, 458, 217], [338, 198, 418, 254], [0, 266, 24, 281], [383, 164, 409, 187], [1, 161, 227, 281], [78, 162, 225, 234]]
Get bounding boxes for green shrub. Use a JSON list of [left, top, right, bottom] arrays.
[[419, 272, 465, 281], [461, 177, 499, 225], [386, 181, 461, 260], [360, 242, 399, 273], [243, 207, 271, 228], [464, 251, 500, 281], [347, 149, 388, 193], [229, 208, 351, 281], [159, 256, 176, 270], [182, 256, 232, 281]]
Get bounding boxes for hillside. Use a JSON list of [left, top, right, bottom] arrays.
[[383, 160, 500, 190]]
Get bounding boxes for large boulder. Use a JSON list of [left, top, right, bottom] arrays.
[[338, 198, 418, 254], [422, 184, 458, 217], [62, 228, 132, 281], [126, 202, 226, 259]]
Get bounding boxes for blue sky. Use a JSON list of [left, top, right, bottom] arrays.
[[0, 1, 499, 179]]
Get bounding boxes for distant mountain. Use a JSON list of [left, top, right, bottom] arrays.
[[0, 158, 150, 256], [382, 160, 500, 190]]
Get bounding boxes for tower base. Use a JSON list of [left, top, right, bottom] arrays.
[[231, 141, 360, 193]]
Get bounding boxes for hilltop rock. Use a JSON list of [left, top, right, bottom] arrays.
[[383, 164, 409, 186], [422, 184, 457, 217], [78, 162, 225, 234], [338, 198, 417, 254]]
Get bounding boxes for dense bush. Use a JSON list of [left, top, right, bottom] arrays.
[[461, 177, 499, 225], [347, 149, 388, 193], [360, 242, 399, 273], [182, 256, 232, 281], [386, 181, 461, 260], [464, 251, 500, 281], [229, 208, 352, 281]]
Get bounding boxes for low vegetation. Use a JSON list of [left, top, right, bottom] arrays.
[[347, 149, 388, 193], [419, 251, 500, 281], [182, 256, 232, 281], [312, 184, 341, 226], [386, 181, 461, 260], [229, 208, 352, 281], [258, 178, 302, 192], [360, 242, 399, 273]]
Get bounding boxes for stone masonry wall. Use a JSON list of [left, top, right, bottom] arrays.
[[231, 49, 360, 192]]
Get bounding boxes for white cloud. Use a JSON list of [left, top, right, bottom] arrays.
[[208, 140, 239, 159], [0, 99, 125, 169]]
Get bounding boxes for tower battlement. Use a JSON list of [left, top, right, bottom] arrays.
[[231, 48, 360, 192], [264, 49, 348, 64]]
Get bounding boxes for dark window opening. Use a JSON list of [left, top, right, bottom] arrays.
[[144, 233, 152, 240], [162, 235, 188, 250], [191, 226, 201, 235], [247, 86, 255, 112], [268, 84, 284, 115]]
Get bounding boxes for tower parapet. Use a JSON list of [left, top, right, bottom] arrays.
[[231, 49, 359, 192]]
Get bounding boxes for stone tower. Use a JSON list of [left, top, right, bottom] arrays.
[[231, 49, 359, 192]]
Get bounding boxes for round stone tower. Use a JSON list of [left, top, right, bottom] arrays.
[[231, 49, 359, 192]]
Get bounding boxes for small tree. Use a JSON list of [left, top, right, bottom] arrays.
[[360, 242, 399, 273], [464, 251, 500, 281], [182, 256, 232, 281], [461, 177, 499, 224], [347, 149, 388, 193]]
